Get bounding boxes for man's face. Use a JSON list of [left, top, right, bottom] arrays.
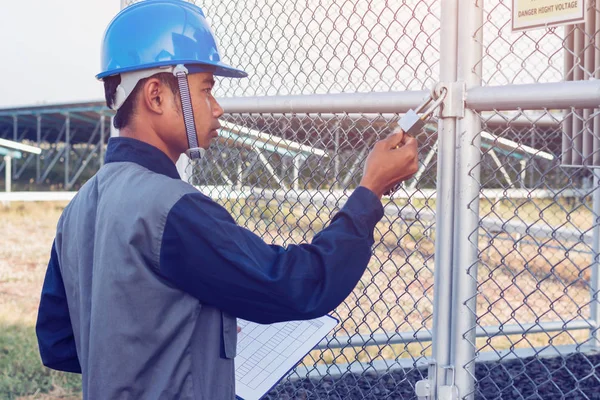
[[166, 72, 224, 153]]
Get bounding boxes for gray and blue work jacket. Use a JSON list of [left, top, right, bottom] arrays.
[[35, 137, 384, 399]]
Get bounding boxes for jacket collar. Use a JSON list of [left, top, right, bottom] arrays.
[[104, 137, 181, 180]]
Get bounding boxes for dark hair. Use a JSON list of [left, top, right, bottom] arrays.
[[104, 73, 180, 129]]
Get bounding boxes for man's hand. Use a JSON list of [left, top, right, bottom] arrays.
[[359, 129, 419, 199]]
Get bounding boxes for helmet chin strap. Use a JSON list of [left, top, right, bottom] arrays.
[[173, 65, 204, 160]]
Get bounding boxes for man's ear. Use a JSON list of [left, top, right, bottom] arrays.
[[141, 78, 165, 115]]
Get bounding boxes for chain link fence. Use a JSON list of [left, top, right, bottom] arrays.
[[458, 1, 600, 399], [480, 1, 566, 85], [470, 109, 599, 399], [117, 0, 600, 398], [192, 113, 440, 398], [184, 0, 441, 396]]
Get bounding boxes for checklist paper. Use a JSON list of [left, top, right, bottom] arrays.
[[234, 315, 338, 400]]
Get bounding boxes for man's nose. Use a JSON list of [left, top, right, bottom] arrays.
[[213, 98, 224, 119]]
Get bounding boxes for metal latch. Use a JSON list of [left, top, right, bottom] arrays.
[[399, 86, 448, 137], [415, 361, 436, 400], [439, 365, 459, 400], [436, 81, 466, 118], [415, 362, 459, 400]]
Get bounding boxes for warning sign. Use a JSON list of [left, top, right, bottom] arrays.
[[512, 0, 585, 31]]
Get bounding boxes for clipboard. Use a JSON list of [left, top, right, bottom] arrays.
[[234, 315, 338, 400]]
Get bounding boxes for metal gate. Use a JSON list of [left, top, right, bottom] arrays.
[[121, 1, 600, 398]]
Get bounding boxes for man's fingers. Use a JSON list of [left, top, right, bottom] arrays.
[[399, 133, 416, 146], [385, 127, 405, 149], [392, 135, 417, 154], [237, 326, 241, 333], [402, 135, 418, 149], [392, 135, 419, 165]]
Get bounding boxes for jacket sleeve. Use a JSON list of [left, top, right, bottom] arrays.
[[159, 186, 384, 324], [35, 241, 81, 373]]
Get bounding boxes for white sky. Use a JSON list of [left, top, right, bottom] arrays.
[[0, 0, 566, 109], [0, 0, 120, 108]]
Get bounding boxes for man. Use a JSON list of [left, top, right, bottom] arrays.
[[35, 0, 419, 399]]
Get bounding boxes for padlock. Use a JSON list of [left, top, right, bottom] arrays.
[[398, 89, 446, 137], [385, 87, 447, 196]]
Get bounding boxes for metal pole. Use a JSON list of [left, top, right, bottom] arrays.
[[12, 115, 17, 142], [334, 122, 340, 190], [432, 0, 459, 395], [528, 129, 535, 188], [36, 115, 41, 181], [489, 149, 514, 188], [583, 4, 596, 165], [341, 138, 371, 188], [594, 1, 600, 167], [520, 159, 527, 188], [466, 80, 600, 111], [255, 149, 286, 190], [572, 23, 585, 165], [590, 169, 600, 349], [563, 26, 575, 165], [12, 115, 17, 180], [4, 155, 11, 193], [452, 0, 484, 399], [65, 113, 70, 189], [293, 156, 300, 191], [236, 156, 243, 189], [408, 141, 438, 191], [219, 90, 430, 114]]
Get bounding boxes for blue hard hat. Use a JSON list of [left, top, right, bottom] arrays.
[[97, 0, 247, 79]]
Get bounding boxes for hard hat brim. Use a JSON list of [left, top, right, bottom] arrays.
[[96, 60, 247, 80]]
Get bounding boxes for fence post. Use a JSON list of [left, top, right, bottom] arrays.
[[451, 0, 484, 399], [65, 113, 70, 190], [591, 3, 600, 347], [563, 26, 574, 165], [431, 0, 459, 395], [12, 115, 17, 180], [4, 155, 11, 193], [36, 115, 42, 181], [590, 170, 600, 349]]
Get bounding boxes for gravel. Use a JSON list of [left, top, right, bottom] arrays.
[[263, 353, 600, 399]]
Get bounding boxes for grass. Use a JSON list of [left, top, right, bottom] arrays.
[[0, 201, 82, 399], [0, 324, 80, 400]]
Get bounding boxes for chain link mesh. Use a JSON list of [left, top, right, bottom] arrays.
[[479, 2, 565, 85], [464, 1, 600, 399], [189, 1, 441, 395], [115, 0, 444, 395], [188, 112, 438, 397], [125, 0, 440, 96], [466, 111, 600, 399], [118, 0, 600, 398]]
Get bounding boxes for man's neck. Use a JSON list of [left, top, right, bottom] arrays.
[[118, 126, 179, 164]]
